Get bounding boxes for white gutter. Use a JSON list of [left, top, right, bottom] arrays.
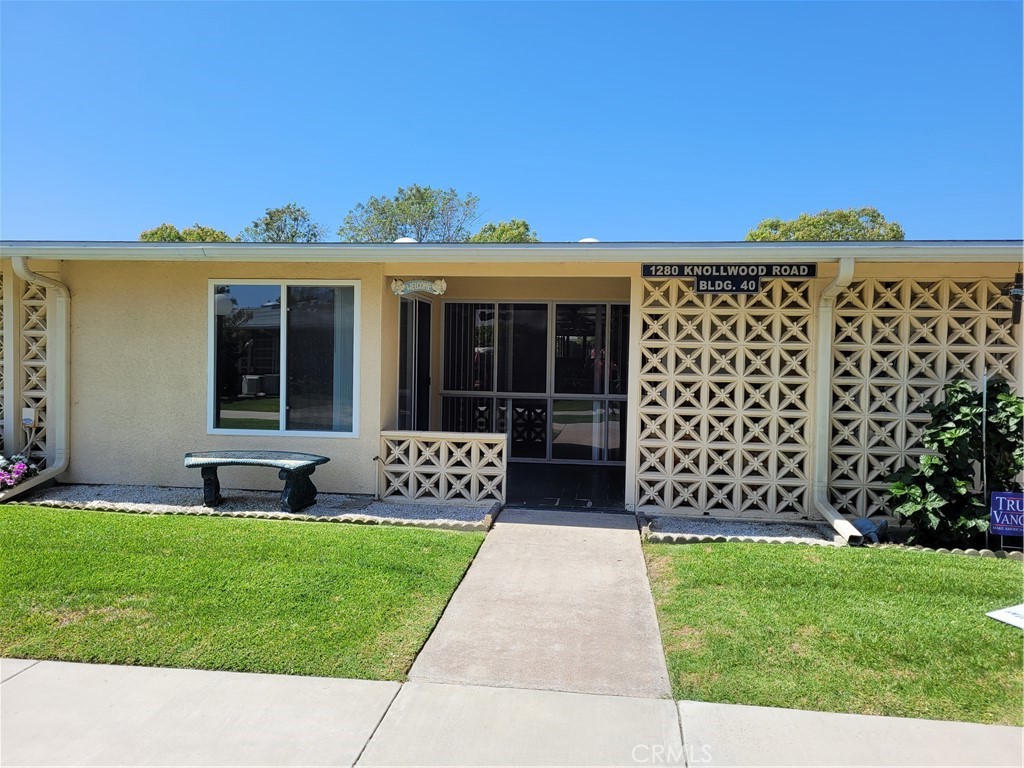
[[811, 256, 863, 545], [1, 240, 1021, 264], [4, 256, 70, 498]]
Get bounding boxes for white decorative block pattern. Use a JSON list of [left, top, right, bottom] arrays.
[[379, 431, 506, 503], [829, 278, 1019, 518], [636, 279, 813, 519], [20, 282, 48, 466]]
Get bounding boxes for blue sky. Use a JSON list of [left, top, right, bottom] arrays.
[[1, 1, 1021, 242]]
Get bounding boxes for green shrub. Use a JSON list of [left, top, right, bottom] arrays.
[[887, 378, 1024, 547]]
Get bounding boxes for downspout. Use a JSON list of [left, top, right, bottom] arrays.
[[811, 256, 863, 545], [4, 256, 70, 497]]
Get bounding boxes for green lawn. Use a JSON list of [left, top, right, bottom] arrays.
[[0, 505, 483, 680], [219, 397, 280, 413], [646, 542, 1023, 725], [217, 417, 280, 430]]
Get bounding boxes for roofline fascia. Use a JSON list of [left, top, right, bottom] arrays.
[[0, 240, 1021, 263]]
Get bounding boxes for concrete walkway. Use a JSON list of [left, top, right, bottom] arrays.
[[3, 659, 1021, 767], [408, 509, 671, 698]]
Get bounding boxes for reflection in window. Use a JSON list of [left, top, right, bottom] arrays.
[[607, 401, 624, 461], [286, 286, 354, 432], [213, 283, 357, 434], [550, 400, 626, 462], [441, 301, 628, 464], [398, 299, 415, 430], [442, 396, 495, 433], [608, 306, 629, 395], [552, 400, 601, 460], [497, 304, 547, 393], [555, 305, 605, 394], [444, 303, 494, 392], [510, 399, 547, 458]]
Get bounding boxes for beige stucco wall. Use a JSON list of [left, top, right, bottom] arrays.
[[847, 260, 1020, 280], [441, 276, 629, 302], [62, 260, 386, 494], [59, 259, 635, 495], [10, 252, 1019, 509]]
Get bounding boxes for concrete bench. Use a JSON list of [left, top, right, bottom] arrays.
[[183, 450, 330, 513]]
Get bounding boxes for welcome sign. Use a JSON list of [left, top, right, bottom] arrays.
[[990, 492, 1024, 537]]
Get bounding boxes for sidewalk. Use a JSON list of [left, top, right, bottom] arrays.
[[2, 659, 1020, 766]]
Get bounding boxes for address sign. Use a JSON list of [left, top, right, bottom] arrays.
[[642, 263, 818, 294]]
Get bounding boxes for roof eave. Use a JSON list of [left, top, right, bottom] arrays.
[[0, 240, 1021, 263]]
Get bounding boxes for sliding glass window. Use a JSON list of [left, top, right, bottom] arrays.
[[211, 282, 358, 435]]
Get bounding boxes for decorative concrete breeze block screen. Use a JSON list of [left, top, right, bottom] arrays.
[[378, 431, 507, 503], [829, 278, 1020, 518], [0, 269, 50, 465], [636, 278, 813, 519]]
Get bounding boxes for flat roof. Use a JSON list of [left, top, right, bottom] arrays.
[[1, 239, 1021, 263]]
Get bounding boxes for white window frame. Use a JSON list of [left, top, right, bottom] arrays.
[[207, 279, 361, 438]]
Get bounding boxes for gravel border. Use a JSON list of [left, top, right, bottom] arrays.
[[9, 483, 500, 532], [644, 515, 840, 547], [642, 515, 1024, 558], [863, 542, 1023, 560]]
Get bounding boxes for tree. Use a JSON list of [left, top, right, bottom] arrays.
[[338, 185, 480, 243], [239, 203, 325, 243], [139, 223, 233, 242], [467, 219, 539, 243], [745, 207, 905, 242]]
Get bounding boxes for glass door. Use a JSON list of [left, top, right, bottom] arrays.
[[398, 297, 432, 430], [440, 300, 629, 464], [552, 303, 629, 462]]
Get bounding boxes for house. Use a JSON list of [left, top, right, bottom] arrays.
[[0, 240, 1020, 542]]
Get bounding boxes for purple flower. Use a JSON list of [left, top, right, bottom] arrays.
[[0, 454, 38, 488]]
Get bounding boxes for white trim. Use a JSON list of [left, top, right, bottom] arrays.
[[278, 292, 288, 431], [624, 276, 644, 512], [397, 296, 433, 431], [8, 256, 71, 484], [3, 240, 1022, 264], [809, 257, 862, 543], [206, 279, 361, 438], [2, 263, 19, 454]]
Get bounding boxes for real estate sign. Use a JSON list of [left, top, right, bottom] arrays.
[[986, 604, 1024, 630], [990, 492, 1024, 537]]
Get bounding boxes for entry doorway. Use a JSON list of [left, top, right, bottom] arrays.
[[439, 300, 629, 509], [505, 463, 626, 511], [398, 297, 431, 431]]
